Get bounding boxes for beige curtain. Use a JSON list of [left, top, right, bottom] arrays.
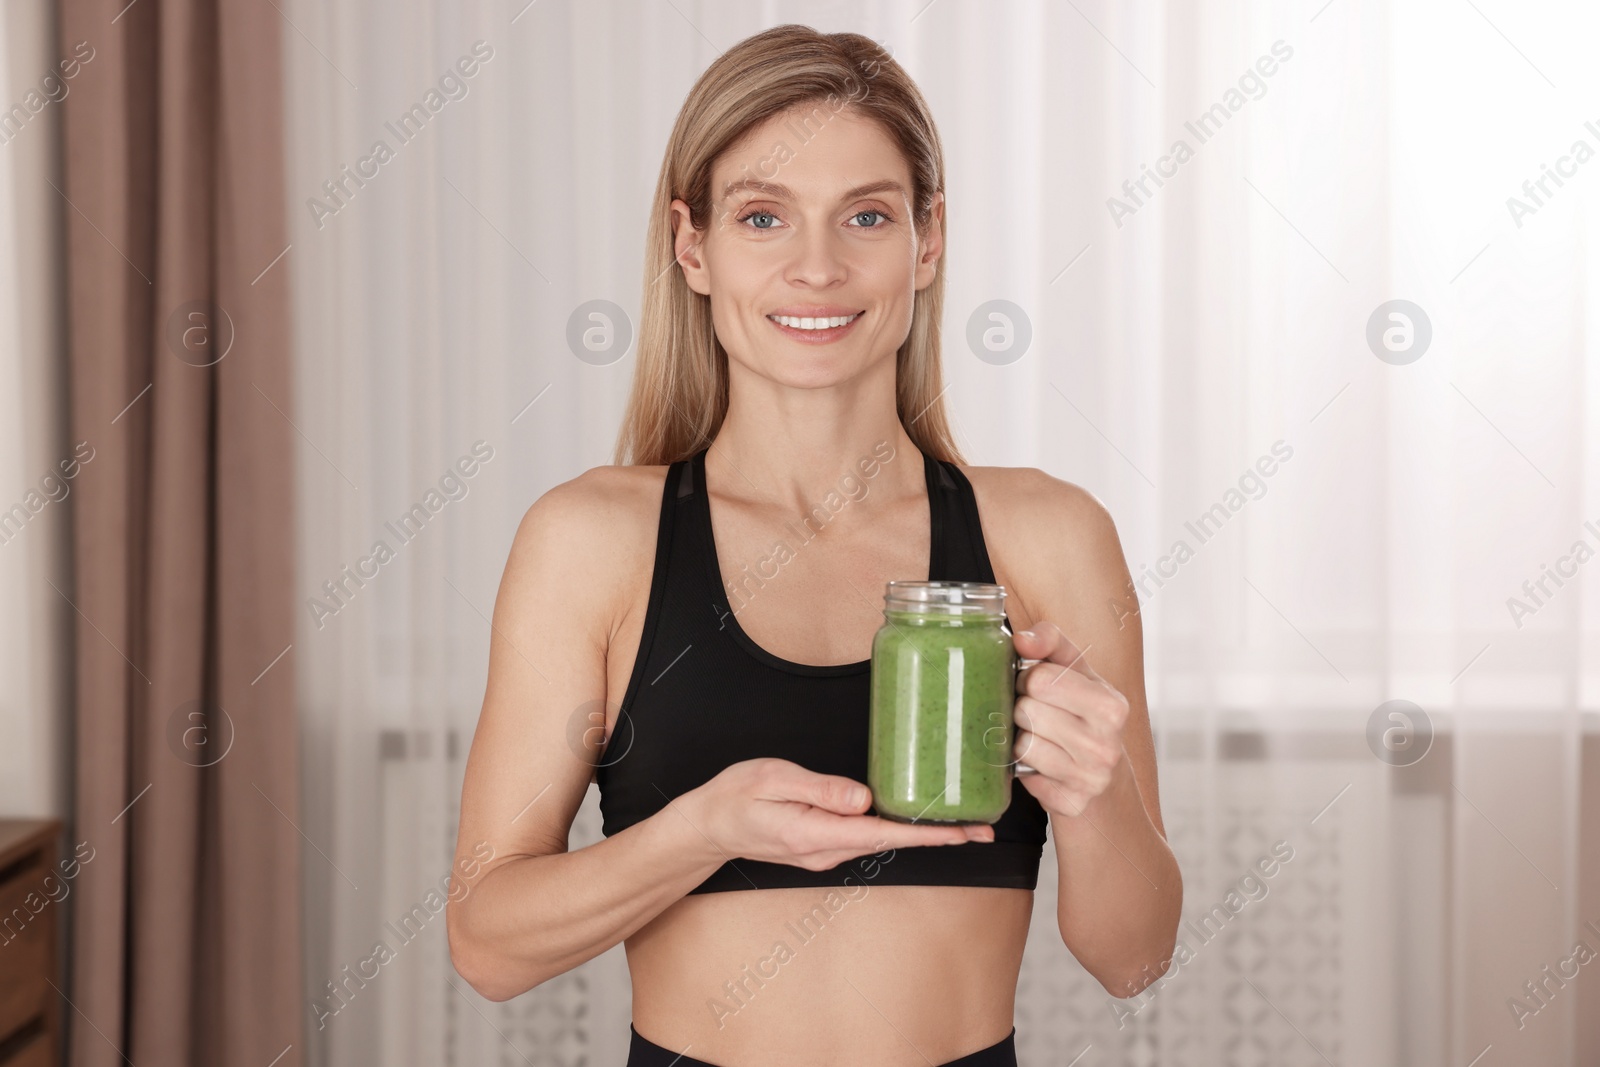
[[58, 0, 303, 1064]]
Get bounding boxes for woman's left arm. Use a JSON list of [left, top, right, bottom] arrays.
[[1002, 472, 1182, 999]]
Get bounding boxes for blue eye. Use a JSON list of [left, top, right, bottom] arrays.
[[735, 208, 894, 231]]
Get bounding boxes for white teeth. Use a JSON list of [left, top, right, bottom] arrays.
[[769, 313, 860, 330]]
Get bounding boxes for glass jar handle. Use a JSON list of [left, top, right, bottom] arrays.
[[1012, 647, 1042, 776]]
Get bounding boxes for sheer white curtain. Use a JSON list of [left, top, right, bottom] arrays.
[[283, 2, 1600, 1065], [0, 0, 71, 821]]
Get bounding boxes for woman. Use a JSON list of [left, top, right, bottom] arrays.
[[447, 24, 1181, 1067]]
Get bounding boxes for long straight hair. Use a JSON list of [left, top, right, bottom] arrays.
[[612, 24, 964, 468]]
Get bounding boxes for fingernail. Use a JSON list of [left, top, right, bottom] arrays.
[[851, 787, 869, 806], [1017, 629, 1035, 641]]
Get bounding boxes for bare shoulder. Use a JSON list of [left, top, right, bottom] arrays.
[[515, 463, 668, 538], [501, 462, 670, 636], [955, 463, 1129, 628], [957, 463, 1121, 559], [508, 464, 666, 566]]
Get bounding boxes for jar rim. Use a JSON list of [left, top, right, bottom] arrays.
[[883, 580, 1006, 615]]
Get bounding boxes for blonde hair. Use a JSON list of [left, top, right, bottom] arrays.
[[612, 24, 963, 467]]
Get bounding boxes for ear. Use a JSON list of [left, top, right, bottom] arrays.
[[913, 190, 944, 293], [670, 199, 712, 296]]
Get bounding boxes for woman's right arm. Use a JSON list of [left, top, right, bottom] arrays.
[[445, 469, 716, 1001], [445, 468, 991, 1002]]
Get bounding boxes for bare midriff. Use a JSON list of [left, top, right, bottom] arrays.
[[623, 885, 1034, 1066]]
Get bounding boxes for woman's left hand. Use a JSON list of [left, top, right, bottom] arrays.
[[1010, 621, 1131, 818]]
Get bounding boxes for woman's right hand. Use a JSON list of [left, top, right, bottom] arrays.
[[680, 757, 995, 872]]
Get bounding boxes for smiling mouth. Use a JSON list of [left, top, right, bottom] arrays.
[[766, 312, 863, 330]]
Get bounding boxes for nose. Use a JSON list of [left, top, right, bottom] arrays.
[[783, 222, 848, 290]]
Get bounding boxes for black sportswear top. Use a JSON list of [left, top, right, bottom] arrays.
[[595, 444, 1050, 894]]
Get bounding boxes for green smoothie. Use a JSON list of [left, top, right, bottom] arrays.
[[867, 609, 1017, 824]]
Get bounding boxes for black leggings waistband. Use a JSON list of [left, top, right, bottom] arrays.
[[624, 1024, 1018, 1066]]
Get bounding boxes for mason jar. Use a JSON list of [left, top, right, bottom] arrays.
[[866, 580, 1018, 824]]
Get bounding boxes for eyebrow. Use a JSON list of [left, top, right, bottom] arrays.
[[719, 178, 908, 203]]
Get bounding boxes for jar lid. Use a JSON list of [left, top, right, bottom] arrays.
[[884, 580, 1006, 615]]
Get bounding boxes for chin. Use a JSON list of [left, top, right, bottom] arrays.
[[756, 349, 874, 389]]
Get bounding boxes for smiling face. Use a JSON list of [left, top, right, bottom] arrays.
[[671, 105, 943, 389]]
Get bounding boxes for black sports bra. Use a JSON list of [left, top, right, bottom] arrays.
[[595, 443, 1049, 893]]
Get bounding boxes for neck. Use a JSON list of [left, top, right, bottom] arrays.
[[705, 360, 924, 513]]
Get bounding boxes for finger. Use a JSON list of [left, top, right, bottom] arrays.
[[795, 808, 981, 851], [1018, 749, 1108, 799], [1019, 771, 1092, 817], [769, 767, 875, 815], [1016, 659, 1115, 720], [858, 814, 991, 846], [1015, 672, 1126, 739], [1014, 696, 1119, 768], [1018, 694, 1123, 770], [1015, 717, 1116, 798], [1014, 622, 1107, 686], [833, 817, 994, 848], [1012, 723, 1079, 782], [800, 824, 994, 871]]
